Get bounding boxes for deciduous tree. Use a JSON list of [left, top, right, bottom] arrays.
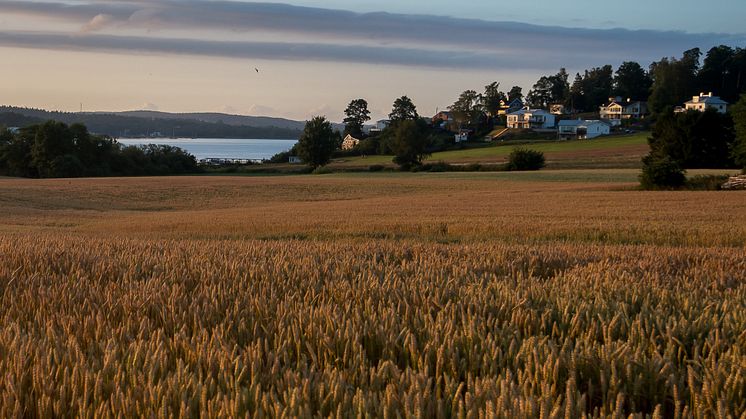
[[342, 99, 371, 138], [295, 116, 338, 168]]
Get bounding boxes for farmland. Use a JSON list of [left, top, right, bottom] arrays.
[[331, 132, 650, 169], [1, 172, 745, 417]]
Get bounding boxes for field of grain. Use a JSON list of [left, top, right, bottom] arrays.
[[1, 172, 745, 417]]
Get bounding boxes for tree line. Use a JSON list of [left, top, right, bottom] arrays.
[[0, 121, 199, 178], [0, 107, 302, 140]]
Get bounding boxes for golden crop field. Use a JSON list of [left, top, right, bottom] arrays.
[[1, 171, 745, 417]]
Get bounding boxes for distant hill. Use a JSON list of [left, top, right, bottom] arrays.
[[115, 111, 312, 131], [0, 106, 325, 139]]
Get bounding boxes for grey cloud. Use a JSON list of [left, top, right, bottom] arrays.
[[0, 30, 569, 70], [0, 0, 744, 70]]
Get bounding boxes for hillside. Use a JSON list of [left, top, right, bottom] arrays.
[[0, 106, 304, 139]]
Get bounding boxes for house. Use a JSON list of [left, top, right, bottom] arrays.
[[498, 98, 524, 116], [506, 107, 556, 130], [558, 119, 610, 140], [550, 104, 568, 115], [455, 129, 471, 143], [370, 119, 391, 134], [432, 111, 453, 129], [599, 97, 648, 124], [7, 127, 20, 134], [288, 156, 302, 164], [677, 92, 728, 113], [341, 134, 361, 150]]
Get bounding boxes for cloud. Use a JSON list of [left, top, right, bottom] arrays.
[[247, 104, 277, 116], [141, 102, 159, 111], [81, 14, 115, 33], [0, 0, 744, 71]]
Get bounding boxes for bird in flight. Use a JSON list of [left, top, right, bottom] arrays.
[[255, 68, 259, 73]]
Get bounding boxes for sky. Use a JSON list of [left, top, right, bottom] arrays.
[[1, 0, 744, 122]]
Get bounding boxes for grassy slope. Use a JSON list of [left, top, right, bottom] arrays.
[[331, 132, 650, 168]]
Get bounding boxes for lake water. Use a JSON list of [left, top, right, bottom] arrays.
[[116, 138, 297, 161]]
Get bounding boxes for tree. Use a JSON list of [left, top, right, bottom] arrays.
[[295, 116, 338, 169], [449, 90, 484, 129], [614, 61, 652, 101], [342, 99, 371, 138], [525, 69, 570, 109], [508, 86, 523, 102], [649, 48, 701, 114], [389, 119, 430, 169], [481, 82, 506, 117], [698, 45, 746, 103], [389, 96, 419, 122], [639, 153, 686, 189], [31, 120, 76, 177], [731, 94, 746, 169], [507, 148, 545, 171], [648, 109, 736, 168]]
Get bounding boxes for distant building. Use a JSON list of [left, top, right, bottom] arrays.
[[341, 134, 361, 150], [558, 119, 611, 140], [599, 97, 648, 125], [676, 92, 728, 114], [432, 111, 453, 129], [506, 107, 556, 130], [370, 119, 391, 134], [455, 129, 470, 143], [498, 98, 524, 116], [288, 156, 302, 164], [7, 127, 20, 134]]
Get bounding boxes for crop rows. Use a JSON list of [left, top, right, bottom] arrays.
[[1, 234, 744, 417]]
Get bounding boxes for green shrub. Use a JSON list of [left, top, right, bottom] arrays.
[[639, 154, 686, 189], [507, 148, 545, 171], [685, 175, 729, 190], [312, 166, 333, 175]]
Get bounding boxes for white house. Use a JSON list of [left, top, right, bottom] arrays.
[[678, 92, 728, 113], [370, 119, 391, 134], [599, 97, 648, 124], [288, 156, 302, 164], [506, 107, 556, 130], [341, 134, 361, 150], [558, 119, 610, 140], [7, 127, 20, 134]]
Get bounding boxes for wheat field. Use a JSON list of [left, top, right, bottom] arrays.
[[1, 172, 745, 417]]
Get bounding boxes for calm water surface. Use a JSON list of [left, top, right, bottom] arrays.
[[116, 138, 297, 160]]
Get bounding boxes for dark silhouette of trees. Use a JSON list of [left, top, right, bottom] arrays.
[[389, 96, 419, 122], [614, 61, 653, 101], [343, 99, 371, 138], [0, 121, 199, 178], [296, 116, 338, 169], [390, 119, 430, 169], [648, 48, 701, 114], [648, 109, 736, 169], [508, 86, 523, 102], [731, 94, 746, 169]]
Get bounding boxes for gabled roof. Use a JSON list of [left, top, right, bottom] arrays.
[[685, 96, 728, 105], [508, 108, 551, 116]]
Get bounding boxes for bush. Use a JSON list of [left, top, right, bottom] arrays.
[[685, 175, 729, 190], [312, 166, 333, 175], [639, 154, 686, 189], [507, 148, 545, 171], [368, 164, 385, 172]]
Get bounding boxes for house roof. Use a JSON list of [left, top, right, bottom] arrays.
[[603, 100, 647, 108], [558, 119, 609, 127], [685, 96, 728, 105], [508, 108, 551, 116]]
